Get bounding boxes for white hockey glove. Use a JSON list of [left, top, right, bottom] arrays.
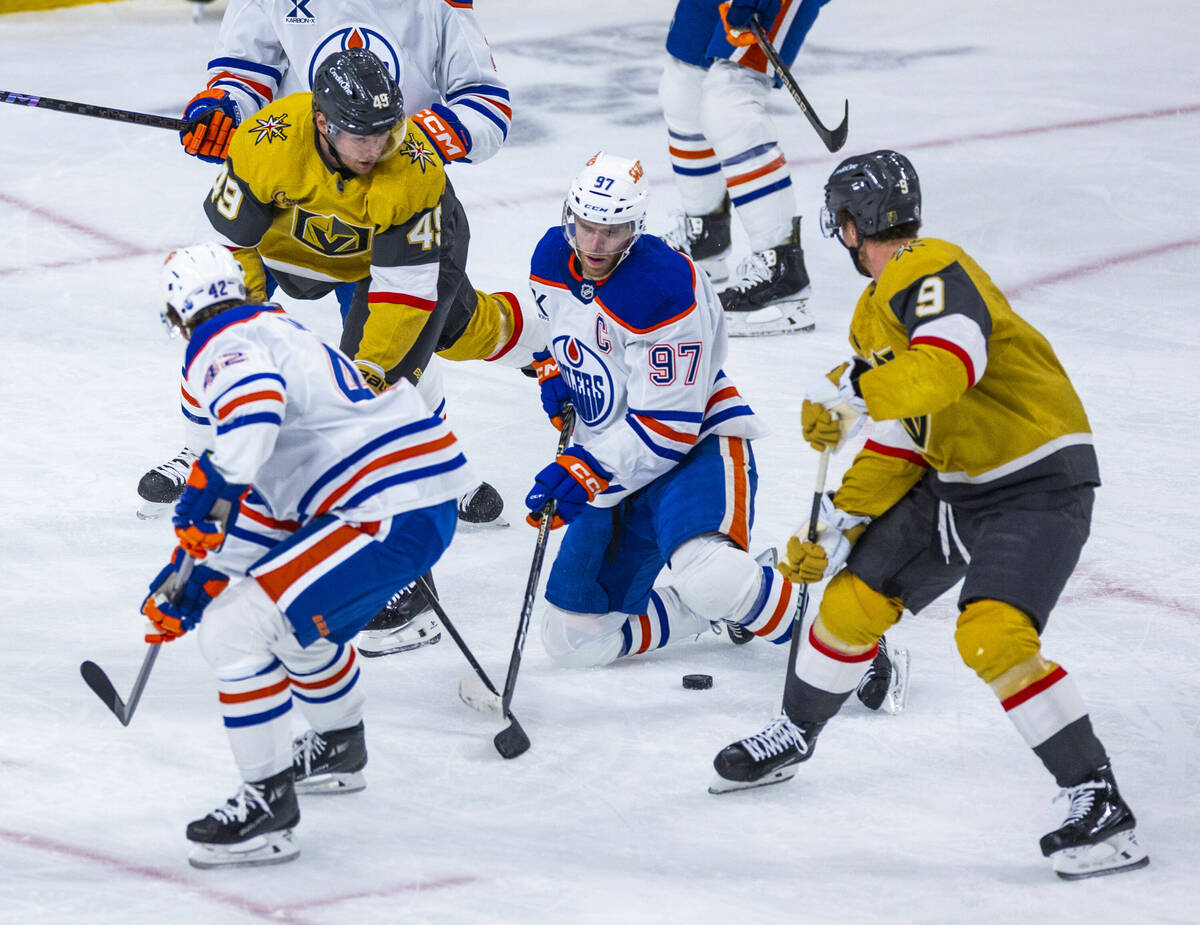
[[778, 494, 869, 584], [801, 358, 871, 452]]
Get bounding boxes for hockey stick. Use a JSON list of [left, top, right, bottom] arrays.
[[782, 449, 831, 684], [417, 576, 531, 759], [458, 409, 575, 747], [746, 21, 849, 153], [0, 89, 192, 132], [79, 556, 196, 726]]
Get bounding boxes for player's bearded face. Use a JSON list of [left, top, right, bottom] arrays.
[[570, 216, 634, 279]]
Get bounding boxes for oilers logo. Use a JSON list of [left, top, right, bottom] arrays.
[[308, 28, 403, 89], [553, 334, 613, 427]]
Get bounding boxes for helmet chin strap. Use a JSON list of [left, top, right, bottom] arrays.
[[835, 227, 872, 278]]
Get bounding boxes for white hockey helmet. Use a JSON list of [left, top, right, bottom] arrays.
[[562, 152, 649, 260], [160, 243, 246, 336]]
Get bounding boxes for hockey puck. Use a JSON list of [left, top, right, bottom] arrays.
[[682, 673, 713, 690]]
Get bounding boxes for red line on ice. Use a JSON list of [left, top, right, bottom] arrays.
[[0, 826, 477, 922]]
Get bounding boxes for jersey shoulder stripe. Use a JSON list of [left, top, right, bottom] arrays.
[[184, 305, 286, 374]]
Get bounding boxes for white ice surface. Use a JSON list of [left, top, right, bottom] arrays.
[[1, 1, 1198, 922]]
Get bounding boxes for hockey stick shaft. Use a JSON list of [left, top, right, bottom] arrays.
[[422, 578, 531, 758], [0, 89, 193, 132], [746, 22, 849, 153], [783, 449, 831, 684], [79, 556, 196, 725], [420, 577, 501, 699], [499, 408, 576, 716]]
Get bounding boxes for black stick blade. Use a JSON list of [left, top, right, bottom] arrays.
[[493, 717, 531, 759], [827, 100, 850, 152], [80, 660, 129, 725]]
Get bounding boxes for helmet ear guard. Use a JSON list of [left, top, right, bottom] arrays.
[[821, 149, 921, 239]]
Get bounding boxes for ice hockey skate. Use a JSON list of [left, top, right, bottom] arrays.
[[662, 194, 732, 284], [855, 635, 910, 714], [355, 575, 442, 658], [135, 447, 197, 519], [719, 217, 814, 337], [709, 713, 822, 794], [186, 768, 300, 869], [292, 721, 367, 795], [1040, 765, 1149, 880], [457, 480, 508, 530]]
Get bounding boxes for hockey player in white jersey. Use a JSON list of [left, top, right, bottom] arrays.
[[179, 0, 510, 166], [520, 152, 804, 667], [659, 0, 832, 336], [140, 244, 473, 868]]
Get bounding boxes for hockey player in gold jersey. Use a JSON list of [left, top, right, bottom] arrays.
[[710, 150, 1148, 881], [202, 48, 534, 391]]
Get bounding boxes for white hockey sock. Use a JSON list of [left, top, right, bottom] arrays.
[[618, 589, 710, 658], [217, 659, 294, 782], [736, 566, 799, 644], [1001, 665, 1088, 750], [282, 642, 365, 734], [793, 622, 877, 694]]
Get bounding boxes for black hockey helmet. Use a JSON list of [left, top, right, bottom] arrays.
[[820, 150, 921, 238], [312, 48, 404, 135]]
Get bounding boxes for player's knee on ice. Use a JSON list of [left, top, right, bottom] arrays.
[[669, 534, 763, 622], [541, 605, 628, 668]]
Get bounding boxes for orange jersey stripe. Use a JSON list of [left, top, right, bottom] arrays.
[[315, 432, 458, 516], [255, 525, 362, 603], [706, 385, 740, 412], [216, 389, 284, 421], [635, 414, 698, 445]]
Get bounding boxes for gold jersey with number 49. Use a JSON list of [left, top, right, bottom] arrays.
[[204, 91, 449, 289], [843, 237, 1099, 508]]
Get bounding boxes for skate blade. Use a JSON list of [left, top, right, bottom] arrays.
[[1052, 830, 1149, 880], [725, 298, 814, 338], [188, 830, 299, 869], [882, 647, 910, 715], [458, 674, 503, 717], [136, 500, 170, 520], [455, 514, 510, 531], [295, 770, 366, 796], [355, 615, 442, 658], [707, 764, 799, 795]]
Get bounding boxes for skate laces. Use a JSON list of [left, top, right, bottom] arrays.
[[211, 781, 273, 824], [728, 251, 774, 292], [740, 714, 808, 762], [1054, 779, 1104, 825], [156, 449, 198, 481], [292, 729, 327, 776], [661, 212, 699, 254]]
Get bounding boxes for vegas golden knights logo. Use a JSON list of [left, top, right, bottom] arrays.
[[292, 210, 372, 256]]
